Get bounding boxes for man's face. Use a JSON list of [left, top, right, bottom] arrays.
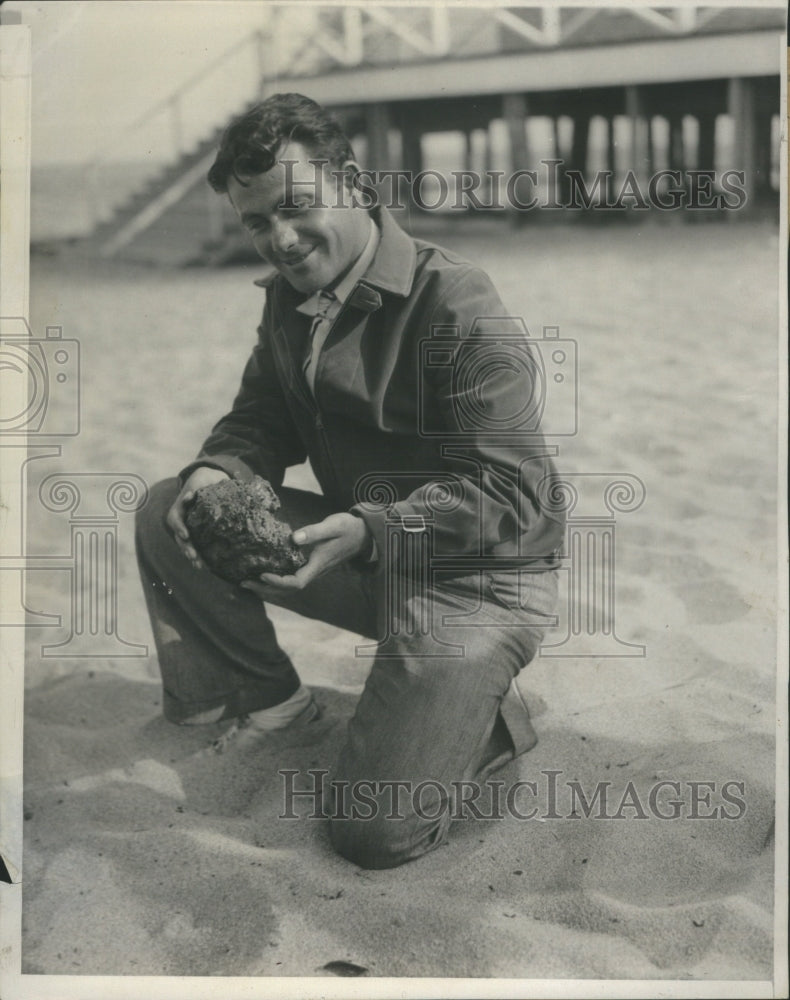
[[227, 141, 371, 294]]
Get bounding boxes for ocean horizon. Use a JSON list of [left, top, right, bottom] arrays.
[[30, 160, 168, 242]]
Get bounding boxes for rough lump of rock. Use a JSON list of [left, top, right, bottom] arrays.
[[185, 476, 307, 583]]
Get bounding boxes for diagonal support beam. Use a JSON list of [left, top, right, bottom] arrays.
[[626, 6, 690, 34], [493, 7, 560, 46], [100, 152, 216, 257], [363, 6, 444, 57], [312, 31, 359, 67], [294, 7, 364, 70], [561, 8, 600, 42]]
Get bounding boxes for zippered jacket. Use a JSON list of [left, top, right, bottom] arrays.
[[181, 206, 567, 573]]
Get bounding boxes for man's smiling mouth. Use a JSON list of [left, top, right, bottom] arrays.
[[278, 248, 315, 267]]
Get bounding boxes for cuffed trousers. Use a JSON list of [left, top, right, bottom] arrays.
[[135, 478, 559, 868]]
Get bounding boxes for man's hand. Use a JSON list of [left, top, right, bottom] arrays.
[[241, 512, 370, 598], [166, 466, 230, 569]]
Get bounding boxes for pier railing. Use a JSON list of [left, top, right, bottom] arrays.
[[86, 28, 269, 225]]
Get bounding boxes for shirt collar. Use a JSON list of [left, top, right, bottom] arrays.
[[295, 215, 380, 317]]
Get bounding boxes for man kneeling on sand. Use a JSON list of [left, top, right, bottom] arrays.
[[135, 93, 565, 869]]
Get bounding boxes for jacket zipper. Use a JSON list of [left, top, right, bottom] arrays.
[[275, 293, 361, 501], [312, 395, 343, 503], [275, 323, 343, 501], [305, 298, 359, 501]]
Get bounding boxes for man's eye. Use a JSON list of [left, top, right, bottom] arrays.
[[283, 202, 308, 215]]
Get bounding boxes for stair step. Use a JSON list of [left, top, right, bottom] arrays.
[[80, 94, 258, 261]]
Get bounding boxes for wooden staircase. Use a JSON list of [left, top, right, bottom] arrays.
[[75, 26, 273, 267], [79, 114, 254, 267], [75, 7, 783, 266], [73, 8, 481, 267]]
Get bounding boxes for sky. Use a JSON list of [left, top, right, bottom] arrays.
[[4, 2, 783, 171], [2, 1, 308, 165]]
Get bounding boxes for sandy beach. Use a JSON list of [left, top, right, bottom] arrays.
[[18, 216, 781, 983]]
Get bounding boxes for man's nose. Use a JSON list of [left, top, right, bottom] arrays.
[[270, 217, 299, 256]]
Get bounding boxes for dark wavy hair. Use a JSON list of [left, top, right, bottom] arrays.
[[207, 93, 355, 193]]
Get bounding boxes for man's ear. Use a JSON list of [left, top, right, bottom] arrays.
[[340, 159, 363, 191]]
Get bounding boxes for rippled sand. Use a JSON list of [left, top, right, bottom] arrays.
[[20, 218, 781, 983]]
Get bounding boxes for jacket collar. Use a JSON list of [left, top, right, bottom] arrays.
[[360, 205, 416, 298], [254, 205, 416, 303]]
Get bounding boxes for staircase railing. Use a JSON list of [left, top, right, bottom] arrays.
[[83, 7, 457, 231], [86, 28, 269, 226]]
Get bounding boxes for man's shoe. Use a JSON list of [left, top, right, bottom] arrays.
[[208, 686, 320, 754], [246, 684, 318, 731]]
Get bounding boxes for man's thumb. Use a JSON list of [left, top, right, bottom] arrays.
[[292, 518, 338, 546]]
